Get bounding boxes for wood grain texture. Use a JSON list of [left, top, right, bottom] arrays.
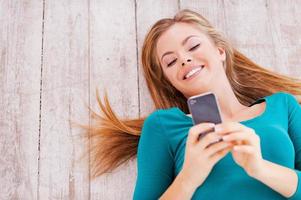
[[1, 0, 301, 199], [265, 0, 301, 76], [39, 0, 90, 199], [0, 1, 43, 199], [222, 0, 288, 73], [89, 0, 138, 199]]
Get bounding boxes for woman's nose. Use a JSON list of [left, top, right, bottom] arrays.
[[182, 59, 192, 66]]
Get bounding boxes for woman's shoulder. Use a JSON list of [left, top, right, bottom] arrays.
[[141, 108, 183, 144], [266, 91, 300, 112], [268, 91, 298, 103], [143, 107, 185, 130], [146, 107, 181, 120]]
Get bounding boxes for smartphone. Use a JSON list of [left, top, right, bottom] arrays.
[[187, 92, 223, 139]]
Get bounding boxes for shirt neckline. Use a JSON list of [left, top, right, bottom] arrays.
[[174, 95, 269, 124]]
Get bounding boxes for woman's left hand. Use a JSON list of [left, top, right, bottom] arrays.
[[214, 122, 264, 176]]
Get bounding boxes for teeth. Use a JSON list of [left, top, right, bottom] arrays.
[[185, 66, 204, 79]]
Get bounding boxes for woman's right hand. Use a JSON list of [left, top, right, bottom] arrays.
[[180, 123, 233, 189]]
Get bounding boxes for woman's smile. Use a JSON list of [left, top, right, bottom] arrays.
[[183, 65, 205, 81]]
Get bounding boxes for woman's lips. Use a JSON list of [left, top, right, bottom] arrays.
[[183, 65, 205, 81]]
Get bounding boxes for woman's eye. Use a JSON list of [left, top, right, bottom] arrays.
[[167, 59, 177, 67], [189, 44, 200, 51]]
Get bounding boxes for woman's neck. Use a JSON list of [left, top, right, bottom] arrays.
[[211, 80, 249, 120]]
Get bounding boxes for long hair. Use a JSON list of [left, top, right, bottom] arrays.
[[82, 9, 301, 179]]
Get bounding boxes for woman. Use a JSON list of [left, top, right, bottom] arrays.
[[85, 9, 301, 199]]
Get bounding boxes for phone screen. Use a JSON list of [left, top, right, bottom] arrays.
[[187, 92, 222, 125]]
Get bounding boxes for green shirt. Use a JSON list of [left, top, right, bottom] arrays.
[[133, 92, 301, 200]]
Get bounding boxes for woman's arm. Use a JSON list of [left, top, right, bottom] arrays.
[[234, 92, 301, 199], [160, 123, 232, 200], [159, 170, 197, 200], [133, 112, 174, 200], [249, 159, 298, 198], [215, 92, 301, 200]]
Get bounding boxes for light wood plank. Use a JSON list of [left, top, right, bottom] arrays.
[[180, 0, 227, 30], [221, 0, 286, 74], [0, 0, 43, 199], [89, 0, 138, 199], [38, 0, 90, 199], [265, 0, 301, 77]]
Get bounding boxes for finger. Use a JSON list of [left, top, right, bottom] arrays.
[[204, 141, 233, 157], [222, 131, 258, 145], [215, 122, 245, 136], [187, 123, 215, 145], [233, 145, 255, 154], [198, 133, 223, 149], [197, 126, 216, 141], [210, 146, 232, 164], [222, 131, 249, 142]]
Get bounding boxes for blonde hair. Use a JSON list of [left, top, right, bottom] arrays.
[[82, 9, 301, 179]]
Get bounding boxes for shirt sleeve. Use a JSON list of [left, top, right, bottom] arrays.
[[285, 92, 301, 200], [133, 111, 174, 200]]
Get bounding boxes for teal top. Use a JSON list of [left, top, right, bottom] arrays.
[[133, 92, 301, 200]]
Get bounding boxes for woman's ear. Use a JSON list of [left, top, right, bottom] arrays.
[[217, 47, 226, 62]]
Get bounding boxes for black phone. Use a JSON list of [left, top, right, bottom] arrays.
[[187, 92, 223, 139]]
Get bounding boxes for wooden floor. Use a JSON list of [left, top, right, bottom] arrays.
[[1, 0, 301, 199]]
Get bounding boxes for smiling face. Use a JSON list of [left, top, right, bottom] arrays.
[[156, 22, 226, 98]]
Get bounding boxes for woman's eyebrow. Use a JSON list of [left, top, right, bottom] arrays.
[[160, 35, 198, 62]]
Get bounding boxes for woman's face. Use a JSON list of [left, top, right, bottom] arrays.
[[156, 22, 226, 98]]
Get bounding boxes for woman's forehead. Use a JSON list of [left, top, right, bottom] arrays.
[[156, 23, 209, 57], [158, 23, 206, 44]]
